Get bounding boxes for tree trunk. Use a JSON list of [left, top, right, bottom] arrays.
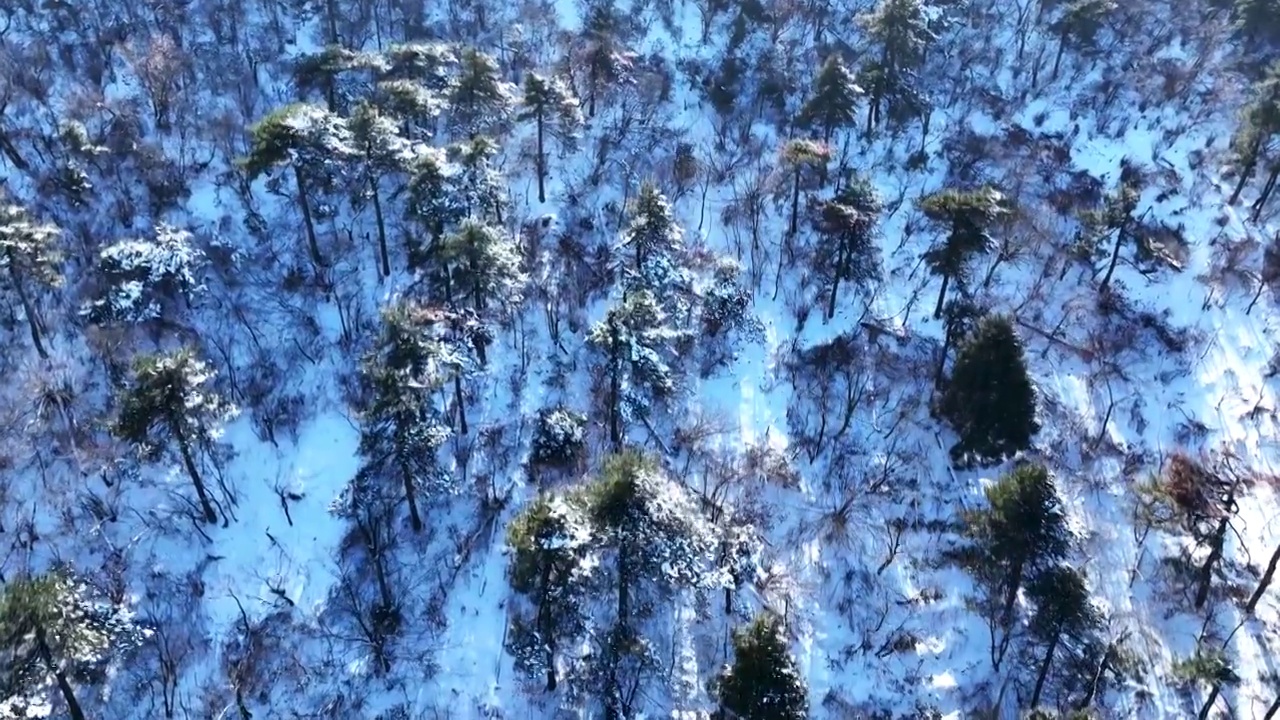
[[176, 430, 219, 523], [454, 373, 469, 436], [37, 626, 87, 720], [1252, 164, 1280, 222], [370, 174, 391, 277], [1197, 682, 1222, 720], [1001, 556, 1026, 626], [789, 168, 801, 237], [535, 111, 547, 204], [1099, 227, 1125, 292], [293, 166, 325, 267], [7, 261, 47, 360], [608, 319, 621, 449], [1229, 135, 1262, 205], [933, 272, 950, 318], [826, 243, 846, 320], [1264, 692, 1280, 720], [1030, 628, 1061, 710], [935, 319, 954, 389], [400, 459, 423, 533], [1247, 542, 1280, 614], [1195, 513, 1232, 610], [1052, 33, 1066, 80]]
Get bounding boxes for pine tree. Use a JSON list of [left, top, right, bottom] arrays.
[[0, 571, 145, 720], [1026, 566, 1102, 709], [798, 55, 864, 142], [779, 139, 831, 238], [811, 173, 882, 320], [380, 42, 459, 90], [358, 300, 458, 532], [716, 612, 809, 720], [1081, 159, 1143, 293], [622, 183, 686, 298], [241, 104, 357, 267], [114, 349, 237, 523], [1046, 0, 1116, 81], [449, 136, 508, 225], [919, 186, 1007, 318], [506, 495, 592, 691], [579, 1, 635, 118], [587, 290, 687, 447], [348, 102, 416, 277], [405, 147, 465, 269], [858, 0, 934, 133], [519, 72, 583, 203], [438, 220, 527, 317], [83, 224, 206, 325], [939, 315, 1039, 466], [1227, 63, 1280, 216], [963, 464, 1071, 635], [579, 451, 719, 628], [293, 45, 382, 113], [0, 197, 61, 359], [448, 48, 516, 137]]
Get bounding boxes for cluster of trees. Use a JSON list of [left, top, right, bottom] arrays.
[[504, 451, 806, 717]]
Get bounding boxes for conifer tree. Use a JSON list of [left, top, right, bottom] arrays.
[[1228, 63, 1280, 216], [716, 612, 809, 720], [811, 173, 882, 320], [448, 48, 516, 137], [919, 186, 1006, 318], [623, 183, 686, 297], [114, 349, 236, 523], [1046, 0, 1116, 81], [293, 45, 382, 113], [0, 571, 144, 720], [579, 2, 635, 118], [242, 104, 357, 267], [963, 464, 1071, 633], [858, 0, 934, 133], [348, 102, 415, 277], [1082, 159, 1143, 293], [405, 148, 465, 269], [83, 224, 206, 325], [1026, 566, 1101, 709], [939, 315, 1039, 466], [779, 139, 831, 238], [519, 72, 583, 203], [506, 496, 592, 691], [0, 197, 62, 359], [798, 55, 863, 142], [358, 300, 458, 532], [450, 136, 508, 225]]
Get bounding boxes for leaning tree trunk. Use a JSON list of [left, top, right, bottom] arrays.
[[1264, 692, 1280, 720], [1246, 542, 1280, 614], [1195, 506, 1233, 610], [176, 429, 219, 523], [454, 373, 469, 436], [293, 166, 325, 268], [1252, 164, 1280, 222], [36, 626, 87, 720], [399, 458, 423, 533], [1029, 627, 1061, 709], [1230, 136, 1263, 205], [1099, 226, 1125, 292], [1197, 682, 1223, 720], [933, 272, 951, 318], [7, 262, 48, 360]]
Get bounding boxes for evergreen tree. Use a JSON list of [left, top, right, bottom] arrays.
[[448, 48, 516, 137], [963, 464, 1071, 636], [1227, 63, 1280, 217], [519, 72, 583, 203], [779, 139, 831, 238], [587, 290, 687, 447], [506, 495, 592, 691], [919, 186, 1006, 318], [293, 45, 382, 114], [0, 571, 145, 720], [0, 197, 62, 359], [449, 136, 508, 225], [939, 315, 1039, 466], [858, 0, 934, 133], [358, 300, 458, 532], [82, 224, 206, 325], [380, 42, 460, 90], [114, 349, 237, 523], [622, 183, 686, 299], [1046, 0, 1116, 81], [716, 612, 808, 720], [798, 55, 863, 142], [438, 220, 527, 317], [579, 1, 636, 118], [405, 147, 466, 269], [811, 173, 882, 320], [1081, 159, 1143, 293], [242, 104, 357, 267], [348, 102, 416, 277], [1025, 566, 1102, 709]]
